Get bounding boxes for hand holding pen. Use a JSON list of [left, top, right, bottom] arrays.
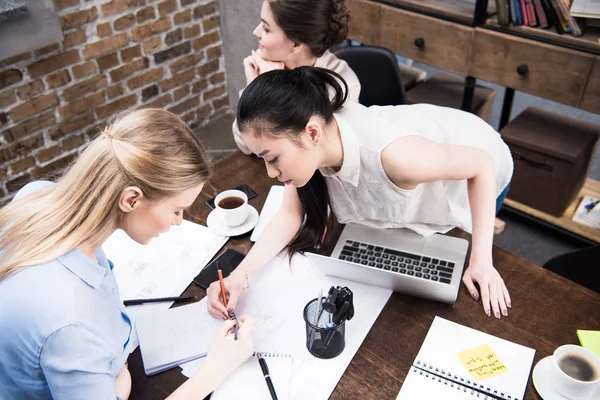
[[204, 317, 254, 384], [217, 262, 239, 340]]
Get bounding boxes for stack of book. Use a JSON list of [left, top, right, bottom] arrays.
[[495, 0, 585, 36]]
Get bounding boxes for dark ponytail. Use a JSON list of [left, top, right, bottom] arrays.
[[237, 66, 348, 254]]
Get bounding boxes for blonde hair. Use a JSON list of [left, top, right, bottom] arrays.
[[0, 108, 211, 280]]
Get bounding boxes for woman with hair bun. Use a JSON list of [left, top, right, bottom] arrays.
[[232, 0, 360, 154]]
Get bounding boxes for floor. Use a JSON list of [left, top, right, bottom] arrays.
[[193, 68, 599, 268], [194, 113, 237, 162]]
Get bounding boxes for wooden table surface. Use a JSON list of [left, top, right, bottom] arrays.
[[128, 151, 600, 400]]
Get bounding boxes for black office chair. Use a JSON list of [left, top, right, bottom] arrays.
[[542, 246, 600, 294], [332, 45, 407, 107]]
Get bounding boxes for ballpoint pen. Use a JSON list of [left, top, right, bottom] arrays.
[[123, 296, 197, 306], [314, 288, 323, 327], [257, 352, 278, 400]]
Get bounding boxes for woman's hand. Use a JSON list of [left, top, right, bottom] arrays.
[[462, 262, 511, 319], [114, 362, 132, 400], [243, 55, 260, 85], [251, 50, 285, 75], [203, 317, 254, 384], [207, 269, 246, 318]]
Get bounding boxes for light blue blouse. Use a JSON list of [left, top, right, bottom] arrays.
[[0, 181, 135, 399]]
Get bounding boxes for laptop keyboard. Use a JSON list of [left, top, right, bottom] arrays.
[[338, 240, 455, 285]]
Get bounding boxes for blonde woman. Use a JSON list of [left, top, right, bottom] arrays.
[[0, 109, 253, 400], [233, 0, 360, 154]]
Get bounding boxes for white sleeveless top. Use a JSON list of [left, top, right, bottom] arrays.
[[319, 102, 513, 236]]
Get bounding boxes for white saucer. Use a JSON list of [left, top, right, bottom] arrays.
[[206, 205, 259, 237], [533, 356, 600, 400]]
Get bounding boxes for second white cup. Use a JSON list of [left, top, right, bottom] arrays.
[[215, 189, 248, 227]]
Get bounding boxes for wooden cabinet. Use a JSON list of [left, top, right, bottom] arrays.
[[379, 4, 474, 75], [581, 57, 600, 114], [345, 0, 381, 45], [469, 29, 594, 107]]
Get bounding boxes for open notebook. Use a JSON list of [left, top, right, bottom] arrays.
[[397, 317, 535, 400], [135, 300, 222, 375], [212, 353, 293, 400]]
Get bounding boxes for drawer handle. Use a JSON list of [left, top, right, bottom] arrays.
[[514, 153, 553, 172], [414, 37, 425, 49], [516, 64, 528, 76]]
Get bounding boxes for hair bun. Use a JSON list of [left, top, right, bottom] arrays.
[[324, 0, 350, 48]]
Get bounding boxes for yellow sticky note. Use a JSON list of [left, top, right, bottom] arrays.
[[577, 330, 600, 358], [457, 344, 509, 380]]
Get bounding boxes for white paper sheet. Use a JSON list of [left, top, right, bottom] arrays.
[[180, 253, 392, 400], [211, 354, 293, 400], [250, 185, 284, 242], [102, 220, 227, 322]]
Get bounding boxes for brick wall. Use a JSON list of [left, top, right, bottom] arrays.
[[0, 0, 228, 205]]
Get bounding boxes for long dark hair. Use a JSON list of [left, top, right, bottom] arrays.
[[268, 0, 350, 57], [237, 66, 348, 254]]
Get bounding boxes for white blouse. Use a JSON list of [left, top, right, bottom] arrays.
[[320, 101, 514, 236]]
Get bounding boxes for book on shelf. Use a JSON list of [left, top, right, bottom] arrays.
[[533, 0, 550, 27], [496, 0, 511, 25], [500, 0, 587, 35], [526, 0, 539, 26], [555, 0, 584, 35]]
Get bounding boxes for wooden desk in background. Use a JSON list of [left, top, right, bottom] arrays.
[[128, 152, 600, 400]]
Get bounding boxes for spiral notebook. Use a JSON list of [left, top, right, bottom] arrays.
[[135, 300, 223, 375], [397, 317, 535, 400], [211, 353, 293, 400]]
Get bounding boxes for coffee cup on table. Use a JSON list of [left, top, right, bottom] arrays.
[[215, 190, 248, 227], [551, 344, 600, 399]]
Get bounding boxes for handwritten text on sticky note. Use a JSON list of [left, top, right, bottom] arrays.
[[457, 344, 508, 380]]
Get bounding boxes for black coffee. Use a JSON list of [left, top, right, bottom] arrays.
[[557, 353, 600, 382], [218, 196, 244, 209]]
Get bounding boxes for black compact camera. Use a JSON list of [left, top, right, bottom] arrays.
[[322, 286, 354, 325]]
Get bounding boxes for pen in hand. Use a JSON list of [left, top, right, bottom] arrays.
[[257, 352, 278, 400], [217, 262, 229, 314], [217, 262, 238, 340]]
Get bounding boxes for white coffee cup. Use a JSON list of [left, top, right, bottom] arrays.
[[215, 190, 248, 227], [551, 344, 600, 399]]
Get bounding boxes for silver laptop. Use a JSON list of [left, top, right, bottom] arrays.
[[306, 223, 469, 304]]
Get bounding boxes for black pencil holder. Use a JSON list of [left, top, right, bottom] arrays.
[[303, 298, 346, 359]]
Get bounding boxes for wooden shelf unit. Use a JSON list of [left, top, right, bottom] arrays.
[[484, 16, 600, 54]]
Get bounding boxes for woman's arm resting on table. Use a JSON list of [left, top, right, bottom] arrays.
[[382, 136, 511, 319]]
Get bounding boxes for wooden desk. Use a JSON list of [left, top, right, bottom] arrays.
[[128, 151, 600, 400]]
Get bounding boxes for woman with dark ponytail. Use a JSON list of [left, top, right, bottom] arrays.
[[232, 0, 360, 154], [208, 67, 514, 321]]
